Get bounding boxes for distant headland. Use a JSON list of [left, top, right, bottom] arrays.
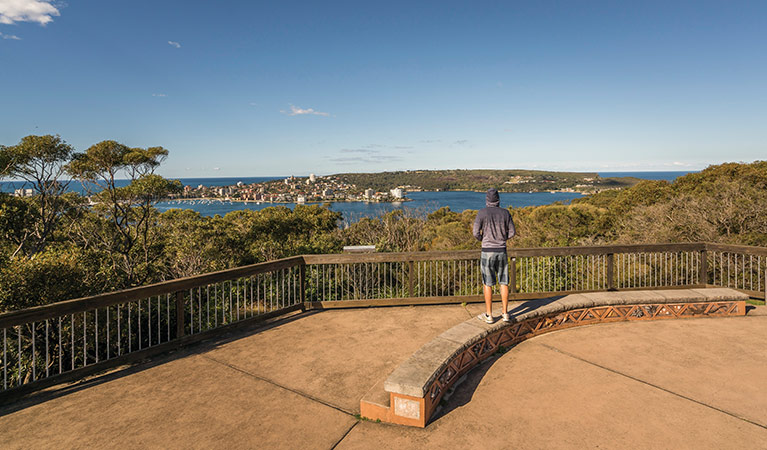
[[173, 169, 641, 203]]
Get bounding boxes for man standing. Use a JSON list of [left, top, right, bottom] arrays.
[[473, 188, 516, 323]]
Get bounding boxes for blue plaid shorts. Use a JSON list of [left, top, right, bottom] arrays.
[[480, 252, 509, 286]]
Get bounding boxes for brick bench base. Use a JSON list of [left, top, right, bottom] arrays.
[[361, 288, 748, 428]]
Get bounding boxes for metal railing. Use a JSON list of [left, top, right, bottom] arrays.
[[1, 242, 765, 395]]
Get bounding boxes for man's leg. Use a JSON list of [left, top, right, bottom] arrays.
[[484, 284, 493, 316], [500, 284, 509, 314]]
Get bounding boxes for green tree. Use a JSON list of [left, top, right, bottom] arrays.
[[0, 135, 75, 255], [66, 141, 182, 286]]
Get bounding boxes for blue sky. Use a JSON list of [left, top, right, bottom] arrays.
[[1, 1, 765, 177]]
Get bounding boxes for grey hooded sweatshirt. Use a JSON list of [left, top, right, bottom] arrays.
[[473, 188, 516, 252]]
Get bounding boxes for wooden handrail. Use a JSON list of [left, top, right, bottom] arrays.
[[0, 256, 304, 329], [3, 241, 766, 329], [705, 243, 767, 257]]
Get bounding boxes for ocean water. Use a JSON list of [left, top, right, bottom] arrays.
[[2, 171, 694, 219], [154, 190, 585, 220]]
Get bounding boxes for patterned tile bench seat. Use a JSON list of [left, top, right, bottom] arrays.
[[360, 288, 748, 427]]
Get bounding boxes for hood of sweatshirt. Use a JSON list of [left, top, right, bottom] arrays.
[[486, 188, 500, 207]]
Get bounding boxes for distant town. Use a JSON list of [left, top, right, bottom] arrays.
[[162, 169, 640, 204], [173, 174, 408, 204]]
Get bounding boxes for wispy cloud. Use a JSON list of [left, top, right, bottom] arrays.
[[0, 32, 22, 40], [420, 139, 441, 144], [281, 104, 330, 117], [453, 139, 468, 145], [330, 148, 403, 164], [340, 148, 376, 154], [168, 40, 181, 48], [152, 93, 167, 97], [330, 155, 402, 164], [0, 0, 60, 25]]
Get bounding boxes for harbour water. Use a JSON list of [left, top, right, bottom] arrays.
[[154, 190, 585, 220], [2, 171, 693, 219]]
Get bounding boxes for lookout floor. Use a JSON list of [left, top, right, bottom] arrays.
[[1, 302, 766, 449]]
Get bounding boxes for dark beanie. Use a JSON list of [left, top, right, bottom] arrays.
[[486, 188, 500, 207]]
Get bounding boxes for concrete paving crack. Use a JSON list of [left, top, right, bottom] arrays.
[[200, 354, 355, 417], [330, 421, 359, 450], [539, 343, 767, 431]]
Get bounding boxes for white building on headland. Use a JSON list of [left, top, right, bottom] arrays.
[[364, 188, 375, 199], [309, 173, 316, 183], [13, 188, 34, 197], [390, 188, 404, 199]]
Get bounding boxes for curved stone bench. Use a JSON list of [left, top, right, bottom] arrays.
[[360, 288, 748, 427]]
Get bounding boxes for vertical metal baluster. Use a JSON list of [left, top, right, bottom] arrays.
[[106, 307, 110, 360], [71, 314, 75, 371], [727, 253, 731, 287], [188, 289, 194, 334], [31, 323, 36, 381], [58, 317, 62, 374], [95, 309, 99, 363], [148, 297, 151, 347], [229, 280, 234, 323], [18, 325, 22, 386], [718, 252, 722, 286], [157, 296, 160, 342], [117, 304, 121, 357], [45, 320, 49, 378], [3, 328, 6, 389], [740, 254, 745, 289], [138, 299, 142, 349], [83, 312, 87, 366], [167, 294, 171, 342], [128, 303, 131, 353], [257, 274, 262, 314], [214, 284, 219, 327]]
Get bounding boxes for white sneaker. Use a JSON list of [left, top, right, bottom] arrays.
[[478, 313, 494, 324], [502, 313, 510, 323]]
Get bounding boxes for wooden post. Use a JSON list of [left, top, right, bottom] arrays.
[[175, 290, 185, 338], [509, 257, 517, 294], [699, 249, 708, 287], [408, 260, 414, 298], [299, 262, 306, 304], [607, 253, 615, 291]]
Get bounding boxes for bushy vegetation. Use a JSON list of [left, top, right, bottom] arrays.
[[336, 169, 639, 192], [1, 135, 765, 312]]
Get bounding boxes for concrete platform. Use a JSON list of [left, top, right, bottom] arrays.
[[1, 303, 765, 449]]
